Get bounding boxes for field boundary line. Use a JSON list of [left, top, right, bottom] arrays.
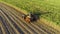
[[38, 17, 60, 31], [0, 1, 28, 14]]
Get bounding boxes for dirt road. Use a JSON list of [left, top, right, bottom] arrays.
[[0, 2, 60, 34]]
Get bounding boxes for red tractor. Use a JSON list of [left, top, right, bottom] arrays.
[[22, 12, 38, 23]]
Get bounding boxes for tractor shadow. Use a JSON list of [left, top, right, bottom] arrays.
[[31, 11, 52, 23]]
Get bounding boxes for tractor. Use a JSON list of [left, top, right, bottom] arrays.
[[22, 12, 38, 23]]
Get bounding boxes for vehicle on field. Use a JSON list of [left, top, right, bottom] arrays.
[[22, 12, 38, 23]]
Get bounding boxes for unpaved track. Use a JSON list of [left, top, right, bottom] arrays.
[[0, 2, 60, 34]]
